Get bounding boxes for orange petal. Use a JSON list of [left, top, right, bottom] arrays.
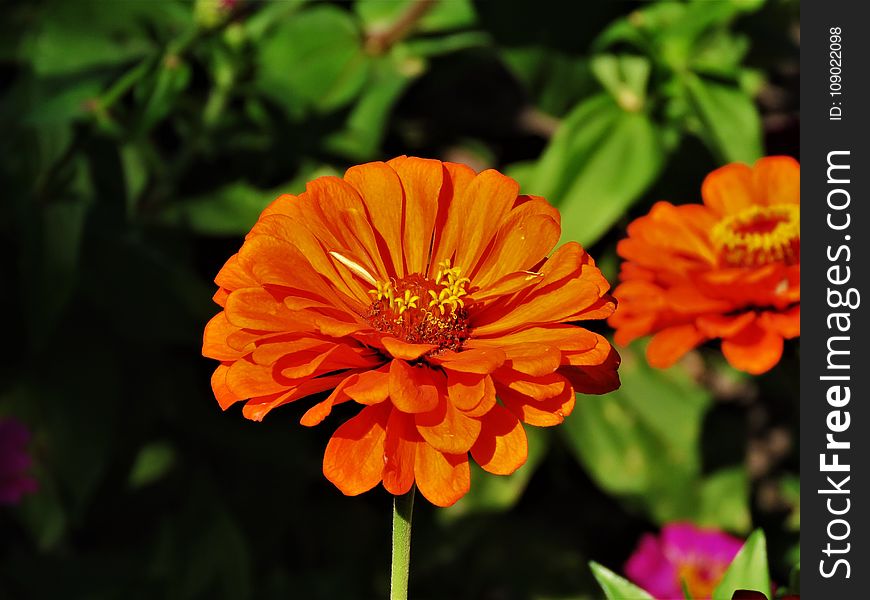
[[752, 156, 799, 206], [429, 161, 478, 274], [203, 312, 243, 361], [495, 370, 569, 401], [434, 347, 506, 374], [415, 396, 482, 454], [472, 200, 561, 286], [696, 312, 757, 339], [413, 442, 470, 507], [701, 162, 756, 216], [305, 176, 389, 281], [471, 404, 528, 475], [211, 364, 240, 410], [241, 373, 348, 421], [390, 157, 443, 275], [226, 358, 286, 398], [214, 253, 257, 291], [382, 337, 436, 360], [453, 169, 519, 271], [646, 324, 705, 369], [461, 376, 497, 418], [502, 343, 561, 376], [322, 403, 390, 496], [225, 287, 298, 331], [446, 371, 486, 411], [389, 360, 440, 413], [559, 343, 621, 395], [345, 161, 406, 277], [758, 305, 800, 339], [500, 384, 575, 427], [721, 321, 784, 374], [345, 365, 391, 405], [383, 408, 418, 495], [300, 375, 354, 426]]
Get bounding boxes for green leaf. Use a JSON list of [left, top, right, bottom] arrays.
[[440, 428, 548, 520], [712, 530, 771, 600], [589, 561, 654, 600], [128, 441, 176, 489], [697, 467, 752, 533], [683, 74, 763, 164], [526, 95, 665, 246], [136, 57, 192, 134], [256, 6, 370, 115]]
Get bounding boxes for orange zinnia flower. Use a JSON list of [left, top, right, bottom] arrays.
[[609, 156, 800, 375], [203, 156, 620, 506]]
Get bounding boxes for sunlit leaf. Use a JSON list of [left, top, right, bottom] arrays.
[[589, 561, 655, 600], [712, 529, 771, 600]]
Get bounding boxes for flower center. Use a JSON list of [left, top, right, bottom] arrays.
[[710, 204, 800, 267], [366, 259, 471, 352], [676, 560, 727, 599]]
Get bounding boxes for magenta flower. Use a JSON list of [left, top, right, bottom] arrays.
[[625, 523, 743, 599], [0, 418, 38, 505]]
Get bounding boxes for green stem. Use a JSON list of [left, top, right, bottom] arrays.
[[390, 487, 415, 600]]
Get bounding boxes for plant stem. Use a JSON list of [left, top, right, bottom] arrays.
[[390, 487, 415, 600], [365, 0, 437, 55]]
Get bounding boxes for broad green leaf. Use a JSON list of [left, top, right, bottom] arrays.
[[128, 441, 176, 489], [589, 561, 654, 600], [440, 427, 548, 520], [683, 74, 762, 164], [256, 6, 370, 115], [526, 94, 665, 246], [712, 530, 771, 600]]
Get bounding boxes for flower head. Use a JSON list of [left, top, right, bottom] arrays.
[[609, 156, 800, 374], [625, 523, 743, 599], [203, 156, 620, 506], [0, 418, 38, 505]]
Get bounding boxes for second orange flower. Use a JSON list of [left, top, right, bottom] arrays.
[[610, 156, 800, 375]]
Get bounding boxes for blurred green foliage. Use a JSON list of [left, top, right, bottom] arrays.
[[1, 0, 799, 598]]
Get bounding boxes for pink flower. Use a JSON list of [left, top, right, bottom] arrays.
[[625, 523, 743, 599], [0, 418, 38, 505]]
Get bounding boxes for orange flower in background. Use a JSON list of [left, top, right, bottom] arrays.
[[609, 156, 800, 375], [203, 156, 620, 507]]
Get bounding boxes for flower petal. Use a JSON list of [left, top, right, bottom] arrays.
[[752, 155, 800, 206], [389, 360, 440, 413], [382, 337, 436, 360], [345, 365, 391, 405], [646, 324, 705, 369], [701, 162, 756, 216], [323, 403, 390, 496], [413, 443, 470, 507], [415, 396, 482, 454], [383, 408, 418, 495], [721, 321, 784, 374], [470, 404, 527, 475]]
